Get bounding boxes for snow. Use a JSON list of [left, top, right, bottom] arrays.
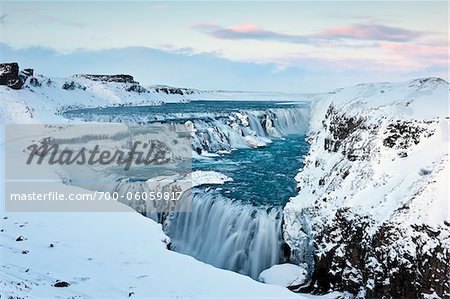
[[285, 77, 449, 227], [1, 148, 309, 298], [258, 263, 308, 288], [1, 203, 305, 298], [244, 135, 271, 148], [190, 170, 233, 186], [0, 75, 186, 124], [283, 77, 449, 296]]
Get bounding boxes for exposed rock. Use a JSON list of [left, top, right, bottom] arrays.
[[323, 105, 365, 154], [62, 81, 86, 91], [29, 77, 42, 87], [0, 62, 23, 89], [312, 209, 372, 294], [151, 85, 196, 95], [126, 84, 149, 93], [46, 78, 54, 87], [53, 280, 70, 287], [311, 209, 450, 298], [21, 68, 34, 77], [74, 74, 136, 83], [19, 68, 34, 82], [16, 236, 25, 241], [382, 121, 432, 149]]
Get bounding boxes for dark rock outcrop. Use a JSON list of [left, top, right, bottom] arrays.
[[0, 63, 36, 89], [0, 62, 23, 89], [53, 280, 70, 287], [152, 86, 196, 95], [62, 81, 86, 91], [311, 210, 450, 298], [383, 121, 433, 149], [126, 84, 149, 93], [20, 68, 34, 80], [323, 105, 365, 155], [74, 74, 136, 84], [29, 77, 42, 87]]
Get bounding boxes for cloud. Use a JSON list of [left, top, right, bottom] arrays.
[[379, 41, 448, 67], [192, 23, 310, 43], [158, 44, 196, 55], [318, 24, 425, 42], [192, 22, 427, 44]]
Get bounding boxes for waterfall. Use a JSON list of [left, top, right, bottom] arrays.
[[247, 113, 267, 136], [165, 191, 287, 279], [62, 103, 311, 280], [64, 107, 310, 154]]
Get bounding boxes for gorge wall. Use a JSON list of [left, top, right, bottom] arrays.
[[284, 78, 449, 298]]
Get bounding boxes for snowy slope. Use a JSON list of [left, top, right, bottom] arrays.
[[0, 74, 197, 124], [1, 202, 308, 298], [284, 78, 449, 298], [0, 145, 316, 298]]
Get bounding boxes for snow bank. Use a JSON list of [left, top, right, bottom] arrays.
[[191, 170, 233, 186], [259, 263, 308, 288], [1, 150, 304, 298]]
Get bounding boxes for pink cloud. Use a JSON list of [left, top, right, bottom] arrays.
[[318, 24, 425, 42], [192, 22, 428, 43], [227, 23, 261, 33], [381, 42, 448, 57]]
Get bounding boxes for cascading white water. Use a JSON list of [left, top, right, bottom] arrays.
[[66, 107, 310, 153], [63, 104, 311, 280], [189, 108, 309, 152], [165, 191, 287, 279]]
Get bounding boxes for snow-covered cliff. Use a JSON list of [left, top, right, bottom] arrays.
[[284, 78, 449, 298]]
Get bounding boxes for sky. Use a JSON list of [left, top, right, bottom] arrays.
[[0, 1, 448, 93]]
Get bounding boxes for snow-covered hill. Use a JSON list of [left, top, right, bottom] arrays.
[[0, 64, 199, 124], [1, 158, 309, 298], [284, 78, 449, 298]]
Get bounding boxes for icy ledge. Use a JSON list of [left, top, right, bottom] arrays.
[[283, 78, 450, 298]]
